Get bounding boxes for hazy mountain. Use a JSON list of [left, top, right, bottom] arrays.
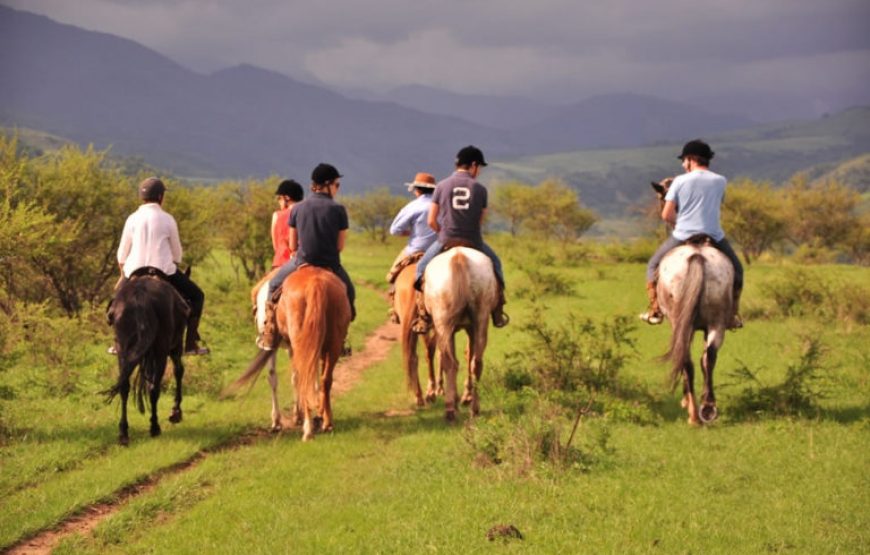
[[366, 84, 561, 130], [0, 5, 858, 196], [517, 93, 755, 154], [487, 107, 870, 214], [0, 6, 509, 188]]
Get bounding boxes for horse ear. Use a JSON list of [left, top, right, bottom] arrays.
[[651, 181, 665, 195]]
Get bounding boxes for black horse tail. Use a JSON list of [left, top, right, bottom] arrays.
[[221, 348, 275, 398], [664, 253, 705, 390]]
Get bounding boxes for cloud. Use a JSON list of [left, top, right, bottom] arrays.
[[3, 0, 868, 107]]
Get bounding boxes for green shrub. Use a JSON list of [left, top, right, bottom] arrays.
[[759, 269, 870, 325], [727, 337, 831, 419], [515, 267, 576, 299]]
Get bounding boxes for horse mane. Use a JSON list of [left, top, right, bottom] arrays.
[[663, 252, 705, 389]]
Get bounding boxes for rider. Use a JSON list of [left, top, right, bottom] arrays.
[[412, 145, 509, 333], [271, 179, 304, 268], [261, 163, 355, 350], [385, 172, 438, 324], [115, 177, 209, 355], [640, 139, 744, 329]]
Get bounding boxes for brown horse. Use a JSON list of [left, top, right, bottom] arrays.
[[105, 272, 188, 445], [422, 247, 499, 421], [658, 238, 734, 425], [231, 265, 351, 440], [394, 262, 438, 406]]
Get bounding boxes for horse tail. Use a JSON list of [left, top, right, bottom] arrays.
[[294, 279, 329, 411], [103, 298, 160, 411], [665, 253, 705, 389], [221, 349, 275, 398]]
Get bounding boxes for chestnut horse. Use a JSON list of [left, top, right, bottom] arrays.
[[394, 262, 438, 406], [422, 247, 499, 421], [105, 273, 188, 445], [651, 179, 733, 424], [231, 265, 351, 440]]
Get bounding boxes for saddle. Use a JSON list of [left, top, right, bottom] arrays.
[[129, 266, 170, 281], [441, 238, 477, 252], [685, 234, 715, 247], [386, 251, 424, 284]]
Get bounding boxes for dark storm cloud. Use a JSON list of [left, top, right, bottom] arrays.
[[3, 0, 868, 105]]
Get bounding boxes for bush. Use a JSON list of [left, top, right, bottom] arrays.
[[515, 267, 576, 299], [758, 269, 870, 325], [727, 337, 831, 419]]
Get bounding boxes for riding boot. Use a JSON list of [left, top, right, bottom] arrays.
[[729, 286, 744, 330], [386, 284, 400, 324], [411, 288, 431, 334], [491, 284, 510, 328], [639, 281, 663, 325], [259, 300, 279, 351], [184, 314, 210, 355]]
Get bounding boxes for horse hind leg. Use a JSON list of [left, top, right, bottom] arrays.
[[699, 331, 722, 423], [461, 338, 474, 407], [682, 358, 700, 426], [267, 352, 282, 432], [424, 333, 439, 403], [117, 363, 133, 446], [169, 354, 184, 424]]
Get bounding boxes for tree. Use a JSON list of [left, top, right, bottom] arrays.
[[491, 182, 535, 237], [22, 145, 138, 315], [344, 187, 406, 243], [783, 177, 860, 249], [215, 179, 275, 281], [524, 179, 598, 245], [721, 178, 787, 264]]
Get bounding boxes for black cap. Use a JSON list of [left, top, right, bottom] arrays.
[[311, 163, 342, 185], [275, 179, 304, 201], [138, 177, 166, 201], [678, 139, 714, 161], [455, 145, 488, 167]]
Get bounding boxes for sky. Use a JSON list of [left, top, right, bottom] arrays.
[[4, 0, 870, 113]]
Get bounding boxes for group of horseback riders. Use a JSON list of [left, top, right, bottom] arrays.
[[111, 139, 742, 358]]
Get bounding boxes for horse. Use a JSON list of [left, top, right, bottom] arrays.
[[250, 268, 298, 431], [105, 271, 188, 445], [230, 265, 351, 440], [394, 261, 438, 406], [651, 178, 733, 424], [422, 247, 499, 421]]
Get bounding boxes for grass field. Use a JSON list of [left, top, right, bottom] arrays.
[[1, 236, 868, 553]]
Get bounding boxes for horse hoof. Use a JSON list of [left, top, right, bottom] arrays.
[[425, 392, 437, 403], [460, 394, 473, 406], [322, 424, 334, 434], [118, 435, 129, 447], [270, 424, 283, 433], [312, 416, 323, 432], [150, 426, 162, 437], [169, 409, 183, 424], [699, 404, 718, 423], [445, 410, 456, 422]]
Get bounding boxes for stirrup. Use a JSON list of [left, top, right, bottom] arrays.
[[639, 311, 663, 325]]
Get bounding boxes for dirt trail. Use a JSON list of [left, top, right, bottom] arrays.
[[7, 318, 401, 555]]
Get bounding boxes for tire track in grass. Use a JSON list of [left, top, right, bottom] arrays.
[[6, 318, 400, 555]]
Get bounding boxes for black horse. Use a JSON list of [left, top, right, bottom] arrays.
[[105, 269, 189, 445]]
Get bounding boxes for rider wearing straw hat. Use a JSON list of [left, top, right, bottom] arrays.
[[385, 172, 438, 324]]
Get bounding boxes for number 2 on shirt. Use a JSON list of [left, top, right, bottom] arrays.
[[452, 187, 471, 210]]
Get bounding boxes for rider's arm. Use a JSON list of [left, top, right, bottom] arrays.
[[270, 211, 281, 253], [427, 203, 440, 233], [661, 200, 677, 226], [288, 226, 298, 253], [337, 229, 346, 252]]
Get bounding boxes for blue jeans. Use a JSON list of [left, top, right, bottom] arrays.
[[414, 239, 504, 287], [647, 236, 743, 290], [268, 257, 356, 317]]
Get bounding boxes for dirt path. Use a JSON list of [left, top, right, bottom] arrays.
[[7, 318, 401, 555]]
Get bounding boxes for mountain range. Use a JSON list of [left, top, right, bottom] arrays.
[[2, 5, 763, 191]]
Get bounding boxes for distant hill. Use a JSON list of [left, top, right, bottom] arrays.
[[487, 107, 870, 214], [805, 153, 870, 193], [0, 5, 866, 203]]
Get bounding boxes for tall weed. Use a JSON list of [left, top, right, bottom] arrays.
[[752, 268, 870, 325], [727, 336, 831, 419]]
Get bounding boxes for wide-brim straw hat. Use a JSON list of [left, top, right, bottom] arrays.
[[405, 172, 436, 191]]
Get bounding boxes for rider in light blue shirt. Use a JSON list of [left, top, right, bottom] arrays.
[[385, 172, 438, 323]]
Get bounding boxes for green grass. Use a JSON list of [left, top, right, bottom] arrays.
[[2, 238, 869, 552]]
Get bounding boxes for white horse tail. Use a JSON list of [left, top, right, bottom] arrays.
[[665, 253, 705, 388], [436, 251, 469, 366]]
